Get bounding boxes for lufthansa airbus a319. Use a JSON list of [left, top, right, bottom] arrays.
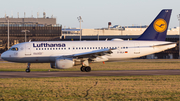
[[1, 9, 176, 73]]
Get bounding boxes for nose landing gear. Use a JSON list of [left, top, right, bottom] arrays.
[[26, 63, 31, 73]]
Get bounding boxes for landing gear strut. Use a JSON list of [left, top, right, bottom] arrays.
[[26, 63, 31, 73]]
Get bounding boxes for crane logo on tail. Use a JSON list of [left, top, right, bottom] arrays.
[[153, 18, 167, 33]]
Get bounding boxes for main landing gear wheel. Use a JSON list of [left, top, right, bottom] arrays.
[[80, 66, 91, 72], [80, 66, 86, 72], [26, 63, 31, 73], [85, 66, 91, 72]]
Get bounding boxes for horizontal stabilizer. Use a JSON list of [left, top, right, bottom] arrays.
[[151, 42, 176, 47]]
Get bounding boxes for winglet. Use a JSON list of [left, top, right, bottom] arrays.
[[136, 9, 172, 41]]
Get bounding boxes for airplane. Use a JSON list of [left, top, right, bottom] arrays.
[[1, 9, 176, 73]]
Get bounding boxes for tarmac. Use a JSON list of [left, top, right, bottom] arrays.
[[0, 70, 180, 78]]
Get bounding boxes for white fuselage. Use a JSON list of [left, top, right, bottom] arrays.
[[1, 40, 176, 63]]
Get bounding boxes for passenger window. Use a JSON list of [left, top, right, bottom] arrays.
[[87, 47, 89, 49], [47, 48, 49, 50], [64, 48, 66, 50], [36, 48, 38, 50], [50, 48, 52, 50], [39, 48, 41, 50], [69, 48, 70, 50]]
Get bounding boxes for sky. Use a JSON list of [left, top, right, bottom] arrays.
[[1, 0, 180, 29]]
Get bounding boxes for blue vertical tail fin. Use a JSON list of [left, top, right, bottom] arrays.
[[136, 9, 172, 41]]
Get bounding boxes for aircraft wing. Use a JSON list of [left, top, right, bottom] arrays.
[[72, 48, 113, 59]]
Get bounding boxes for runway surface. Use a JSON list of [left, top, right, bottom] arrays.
[[0, 70, 180, 78]]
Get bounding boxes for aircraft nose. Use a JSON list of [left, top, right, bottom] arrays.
[[1, 52, 7, 60]]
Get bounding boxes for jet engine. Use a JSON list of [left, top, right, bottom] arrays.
[[51, 57, 74, 69]]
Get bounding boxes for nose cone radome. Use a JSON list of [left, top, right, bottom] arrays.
[[1, 51, 8, 61]]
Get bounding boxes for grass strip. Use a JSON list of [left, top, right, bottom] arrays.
[[0, 75, 180, 100]]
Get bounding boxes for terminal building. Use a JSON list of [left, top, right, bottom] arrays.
[[0, 12, 62, 53]]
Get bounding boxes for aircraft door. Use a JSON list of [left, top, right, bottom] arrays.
[[25, 44, 31, 55], [134, 43, 140, 54]]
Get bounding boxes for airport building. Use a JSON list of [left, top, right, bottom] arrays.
[[62, 25, 179, 36], [0, 12, 62, 53]]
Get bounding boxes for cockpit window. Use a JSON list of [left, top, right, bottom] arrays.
[[9, 47, 18, 51]]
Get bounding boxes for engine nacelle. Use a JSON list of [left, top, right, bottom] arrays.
[[55, 57, 74, 69]]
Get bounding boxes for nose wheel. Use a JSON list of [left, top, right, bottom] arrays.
[[26, 63, 31, 73], [26, 68, 30, 73]]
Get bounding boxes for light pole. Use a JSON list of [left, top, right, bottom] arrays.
[[77, 16, 83, 41], [8, 19, 9, 50], [177, 14, 180, 59], [6, 16, 10, 50], [21, 29, 30, 42]]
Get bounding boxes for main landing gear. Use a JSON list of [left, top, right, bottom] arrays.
[[80, 60, 91, 72], [80, 66, 91, 72], [26, 63, 31, 73]]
